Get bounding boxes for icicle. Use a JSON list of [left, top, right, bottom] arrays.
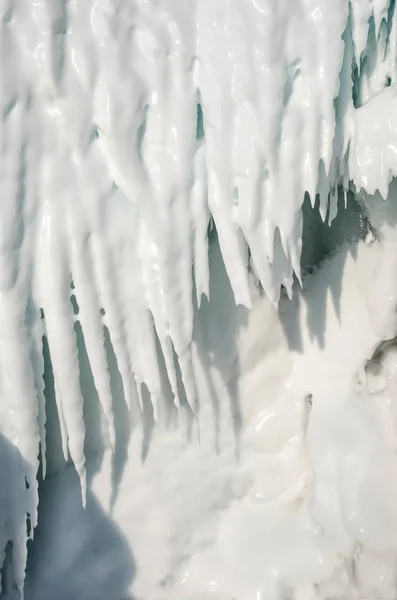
[[53, 378, 70, 463], [349, 0, 374, 72], [31, 314, 47, 479], [35, 198, 87, 504], [89, 235, 136, 413], [66, 205, 116, 452], [135, 379, 144, 414], [159, 336, 183, 424], [373, 0, 389, 37], [178, 349, 198, 417], [151, 393, 159, 423], [328, 187, 339, 226], [192, 146, 210, 305], [389, 2, 397, 82]]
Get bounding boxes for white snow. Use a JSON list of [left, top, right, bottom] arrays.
[[2, 0, 397, 598]]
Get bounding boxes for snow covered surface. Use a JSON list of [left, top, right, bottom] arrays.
[[3, 0, 397, 598], [22, 222, 397, 600]]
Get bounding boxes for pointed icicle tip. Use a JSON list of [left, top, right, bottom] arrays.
[[174, 395, 182, 427], [135, 378, 144, 414], [79, 466, 87, 509], [151, 393, 159, 423], [104, 407, 116, 453], [41, 446, 46, 480]]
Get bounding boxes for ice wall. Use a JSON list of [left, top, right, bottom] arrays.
[[2, 0, 397, 595]]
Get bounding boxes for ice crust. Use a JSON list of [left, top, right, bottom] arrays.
[[2, 1, 397, 598]]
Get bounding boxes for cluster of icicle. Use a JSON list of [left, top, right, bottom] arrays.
[[1, 0, 397, 593]]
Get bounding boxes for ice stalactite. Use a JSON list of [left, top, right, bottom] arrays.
[[2, 0, 397, 594]]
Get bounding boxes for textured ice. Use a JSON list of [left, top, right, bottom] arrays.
[[2, 0, 397, 598]]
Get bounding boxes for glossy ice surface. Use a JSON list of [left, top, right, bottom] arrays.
[[2, 1, 397, 598]]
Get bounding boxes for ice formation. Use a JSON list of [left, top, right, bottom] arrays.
[[3, 0, 397, 598]]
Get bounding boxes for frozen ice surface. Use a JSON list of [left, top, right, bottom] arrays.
[[2, 0, 397, 598]]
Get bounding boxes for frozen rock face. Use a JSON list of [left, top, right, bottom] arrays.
[[2, 0, 397, 598]]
